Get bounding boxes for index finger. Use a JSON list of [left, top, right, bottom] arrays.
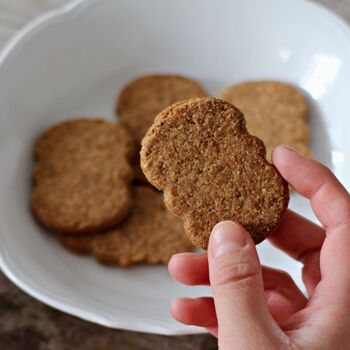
[[273, 145, 350, 230], [268, 209, 325, 261], [273, 145, 350, 308]]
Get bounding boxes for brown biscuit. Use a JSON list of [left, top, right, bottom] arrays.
[[131, 154, 150, 185], [59, 234, 95, 255], [92, 186, 193, 266], [33, 119, 135, 184], [141, 97, 289, 249], [33, 149, 133, 185], [116, 75, 207, 145], [31, 172, 131, 234], [34, 118, 134, 161], [218, 81, 310, 160], [31, 119, 134, 234]]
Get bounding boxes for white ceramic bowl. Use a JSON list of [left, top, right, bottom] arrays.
[[0, 0, 349, 335]]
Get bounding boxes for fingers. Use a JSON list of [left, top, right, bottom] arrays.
[[301, 250, 321, 296], [268, 209, 325, 261], [169, 250, 310, 302], [208, 221, 281, 348], [262, 267, 307, 323], [273, 145, 350, 230], [169, 250, 307, 312], [168, 252, 209, 286], [170, 297, 218, 337], [171, 289, 305, 336], [274, 146, 350, 310], [170, 265, 306, 328], [170, 210, 325, 273], [290, 225, 350, 346], [268, 210, 324, 295], [316, 223, 350, 305]]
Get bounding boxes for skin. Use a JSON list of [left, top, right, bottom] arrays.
[[168, 145, 350, 349]]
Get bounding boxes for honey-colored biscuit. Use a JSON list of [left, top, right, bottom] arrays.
[[92, 186, 193, 266], [31, 172, 131, 234], [59, 234, 95, 255], [31, 119, 134, 234], [218, 81, 310, 160], [57, 187, 191, 264], [141, 97, 289, 249], [131, 154, 150, 185], [33, 149, 133, 184], [116, 75, 207, 145], [34, 119, 134, 160], [33, 119, 135, 184]]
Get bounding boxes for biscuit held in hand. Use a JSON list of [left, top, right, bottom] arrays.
[[141, 97, 289, 249]]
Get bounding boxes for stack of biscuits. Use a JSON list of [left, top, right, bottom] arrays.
[[30, 75, 209, 267], [31, 74, 311, 263]]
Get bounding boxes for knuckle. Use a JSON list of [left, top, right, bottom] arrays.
[[211, 254, 259, 288], [314, 160, 333, 178]]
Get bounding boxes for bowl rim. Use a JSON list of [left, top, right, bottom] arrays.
[[0, 0, 350, 335]]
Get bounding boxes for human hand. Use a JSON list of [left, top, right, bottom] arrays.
[[168, 145, 350, 349]]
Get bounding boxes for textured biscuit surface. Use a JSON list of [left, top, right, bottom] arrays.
[[31, 172, 131, 234], [132, 154, 150, 185], [58, 186, 192, 266], [218, 81, 310, 160], [141, 97, 289, 249], [93, 186, 193, 266], [116, 75, 207, 144], [31, 119, 134, 234], [59, 234, 95, 255], [33, 119, 134, 184]]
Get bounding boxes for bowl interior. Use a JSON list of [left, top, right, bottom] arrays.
[[0, 0, 349, 334]]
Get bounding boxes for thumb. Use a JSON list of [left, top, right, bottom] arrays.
[[208, 221, 280, 349]]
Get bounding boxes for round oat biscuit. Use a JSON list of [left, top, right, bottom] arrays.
[[31, 171, 131, 234], [133, 161, 148, 184], [131, 154, 150, 185], [116, 75, 207, 144], [33, 119, 135, 184], [32, 118, 134, 234], [33, 149, 134, 185], [92, 186, 193, 267], [218, 81, 310, 160], [141, 97, 289, 249], [34, 118, 134, 161], [58, 234, 95, 254]]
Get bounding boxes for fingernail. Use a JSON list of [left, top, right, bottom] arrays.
[[281, 144, 298, 153], [211, 221, 246, 258]]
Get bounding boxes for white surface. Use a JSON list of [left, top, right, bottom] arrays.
[[0, 0, 68, 47], [0, 0, 349, 335]]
